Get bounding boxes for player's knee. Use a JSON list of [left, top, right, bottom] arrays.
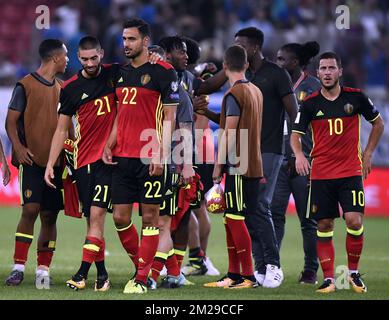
[[21, 205, 40, 223], [317, 219, 334, 232], [346, 220, 363, 231], [113, 213, 130, 228], [40, 212, 58, 227]]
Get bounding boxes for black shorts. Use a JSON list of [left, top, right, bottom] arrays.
[[74, 160, 112, 217], [112, 157, 164, 205], [18, 163, 63, 212], [308, 176, 365, 220], [159, 171, 179, 217], [224, 174, 261, 217]]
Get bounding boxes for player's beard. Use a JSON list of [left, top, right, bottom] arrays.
[[84, 64, 101, 77], [321, 78, 339, 90], [125, 46, 142, 59]]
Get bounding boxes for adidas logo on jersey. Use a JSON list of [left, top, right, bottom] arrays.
[[316, 110, 324, 116], [165, 189, 173, 196], [81, 93, 89, 100], [118, 77, 124, 83]]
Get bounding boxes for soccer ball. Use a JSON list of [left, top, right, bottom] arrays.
[[205, 184, 226, 214]]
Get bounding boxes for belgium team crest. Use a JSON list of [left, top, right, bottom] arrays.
[[141, 74, 151, 85], [344, 103, 354, 115], [24, 189, 32, 199]]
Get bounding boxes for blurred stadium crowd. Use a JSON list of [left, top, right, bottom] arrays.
[[0, 0, 388, 164]]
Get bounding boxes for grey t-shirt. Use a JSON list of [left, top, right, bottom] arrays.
[[8, 72, 55, 113], [224, 94, 241, 117]]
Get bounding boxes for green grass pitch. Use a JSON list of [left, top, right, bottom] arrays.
[[0, 207, 388, 300]]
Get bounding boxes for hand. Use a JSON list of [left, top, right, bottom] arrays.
[[212, 164, 223, 184], [15, 145, 34, 166], [1, 163, 10, 186], [148, 52, 162, 64], [44, 165, 56, 189], [181, 164, 195, 184], [362, 152, 372, 179], [149, 162, 163, 176], [295, 153, 310, 176], [193, 95, 209, 115], [102, 145, 118, 165]]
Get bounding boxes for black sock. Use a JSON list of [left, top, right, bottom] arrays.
[[77, 261, 92, 279], [243, 275, 256, 282], [95, 261, 108, 278], [227, 272, 242, 281]]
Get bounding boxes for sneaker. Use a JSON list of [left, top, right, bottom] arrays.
[[204, 275, 234, 288], [316, 279, 336, 293], [348, 273, 367, 293], [204, 257, 220, 276], [254, 271, 265, 286], [66, 274, 86, 291], [94, 275, 110, 292], [181, 262, 207, 276], [298, 270, 318, 285], [5, 270, 24, 286], [263, 264, 284, 288], [123, 280, 147, 294], [147, 277, 157, 290], [35, 269, 51, 289], [160, 274, 186, 289], [226, 278, 257, 289]]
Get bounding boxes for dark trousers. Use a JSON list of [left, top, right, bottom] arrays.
[[245, 153, 282, 274], [271, 160, 318, 272]]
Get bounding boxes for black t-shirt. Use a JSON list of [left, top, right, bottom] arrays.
[[284, 74, 321, 159], [246, 58, 293, 154]]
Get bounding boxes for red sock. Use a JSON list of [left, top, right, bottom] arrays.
[[151, 252, 167, 282], [136, 227, 159, 284], [226, 217, 253, 276], [346, 229, 364, 271], [95, 238, 105, 262], [37, 240, 56, 268], [317, 236, 335, 279], [173, 247, 186, 268], [116, 222, 139, 268], [14, 233, 33, 265], [224, 223, 240, 274], [166, 249, 180, 277], [82, 236, 103, 264], [37, 251, 54, 268]]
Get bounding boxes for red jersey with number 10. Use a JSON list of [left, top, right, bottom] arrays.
[[292, 87, 380, 180]]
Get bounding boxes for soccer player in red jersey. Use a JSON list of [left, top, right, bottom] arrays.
[[102, 19, 179, 294], [291, 52, 384, 293], [45, 36, 117, 291]]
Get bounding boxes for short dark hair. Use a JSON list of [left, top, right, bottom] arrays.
[[158, 36, 185, 53], [123, 18, 150, 37], [183, 37, 201, 65], [148, 45, 165, 57], [78, 36, 101, 50], [39, 39, 64, 60], [319, 51, 342, 68], [224, 45, 247, 72], [281, 41, 320, 68], [235, 27, 264, 49]]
